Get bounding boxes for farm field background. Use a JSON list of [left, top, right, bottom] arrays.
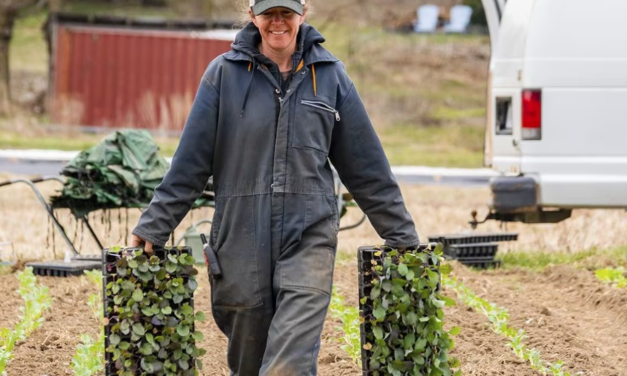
[[3, 0, 489, 168], [1, 173, 627, 375], [3, 1, 627, 374]]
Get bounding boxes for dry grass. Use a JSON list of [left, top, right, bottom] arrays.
[[339, 184, 627, 257], [0, 173, 214, 261], [2, 172, 627, 263]]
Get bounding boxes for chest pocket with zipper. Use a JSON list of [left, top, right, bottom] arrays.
[[292, 96, 340, 154]]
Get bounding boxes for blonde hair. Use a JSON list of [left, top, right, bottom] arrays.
[[235, 0, 313, 26]]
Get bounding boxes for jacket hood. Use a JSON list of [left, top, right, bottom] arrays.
[[230, 22, 329, 65], [228, 22, 337, 117]]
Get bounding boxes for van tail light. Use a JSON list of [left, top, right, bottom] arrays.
[[522, 89, 541, 140]]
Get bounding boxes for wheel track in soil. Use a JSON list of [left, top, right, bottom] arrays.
[[451, 263, 627, 376]]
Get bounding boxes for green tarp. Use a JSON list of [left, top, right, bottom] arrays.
[[50, 130, 212, 217]]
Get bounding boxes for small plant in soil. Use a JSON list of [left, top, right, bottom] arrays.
[[595, 267, 627, 289], [104, 247, 206, 376], [71, 270, 106, 376], [0, 267, 52, 374], [329, 289, 362, 365], [72, 333, 106, 376], [360, 245, 460, 376], [445, 277, 571, 376]]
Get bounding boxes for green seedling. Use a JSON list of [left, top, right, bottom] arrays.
[[105, 248, 206, 375], [71, 269, 105, 376], [71, 333, 106, 376], [361, 245, 460, 376], [0, 267, 52, 375], [329, 289, 362, 365], [595, 267, 627, 289], [445, 277, 571, 376]]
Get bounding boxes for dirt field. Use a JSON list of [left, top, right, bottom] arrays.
[[2, 259, 626, 375], [1, 173, 627, 375]]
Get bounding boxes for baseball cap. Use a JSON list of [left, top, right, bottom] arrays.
[[250, 0, 305, 16]]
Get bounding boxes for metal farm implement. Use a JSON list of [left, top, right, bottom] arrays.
[[0, 131, 366, 277]]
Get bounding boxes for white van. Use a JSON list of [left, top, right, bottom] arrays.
[[475, 0, 627, 225]]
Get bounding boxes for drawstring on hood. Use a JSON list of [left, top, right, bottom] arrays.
[[232, 22, 326, 115], [311, 64, 317, 97], [241, 60, 256, 117]]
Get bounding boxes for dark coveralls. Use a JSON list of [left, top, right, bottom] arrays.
[[133, 23, 419, 376]]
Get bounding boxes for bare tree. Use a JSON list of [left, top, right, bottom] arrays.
[[0, 0, 42, 115]]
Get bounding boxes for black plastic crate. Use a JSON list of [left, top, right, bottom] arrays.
[[428, 232, 518, 246], [27, 259, 101, 277], [446, 242, 499, 258], [442, 256, 502, 269], [102, 246, 196, 376], [455, 257, 502, 269], [357, 244, 440, 376], [73, 254, 101, 262]]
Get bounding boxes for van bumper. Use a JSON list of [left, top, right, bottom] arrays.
[[490, 176, 538, 213], [480, 176, 572, 225]]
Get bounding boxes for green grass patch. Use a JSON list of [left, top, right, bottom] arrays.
[[0, 129, 180, 157], [334, 249, 354, 265], [499, 246, 627, 271], [432, 107, 485, 121], [315, 22, 489, 60], [378, 123, 484, 167], [10, 11, 48, 73], [0, 265, 12, 276], [0, 122, 483, 167], [61, 1, 176, 18]]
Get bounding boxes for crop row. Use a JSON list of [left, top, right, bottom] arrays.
[[0, 268, 53, 375], [71, 270, 105, 376], [443, 277, 570, 376], [328, 288, 362, 365]]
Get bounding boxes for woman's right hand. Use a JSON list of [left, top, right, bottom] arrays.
[[131, 234, 154, 255]]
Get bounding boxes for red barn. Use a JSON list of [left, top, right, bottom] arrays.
[[48, 13, 237, 131]]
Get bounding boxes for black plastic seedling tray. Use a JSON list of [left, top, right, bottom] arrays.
[[27, 259, 101, 277], [446, 242, 499, 258], [357, 244, 440, 375], [426, 232, 517, 269], [453, 257, 502, 269], [102, 246, 196, 376], [427, 232, 518, 245], [73, 254, 101, 261]]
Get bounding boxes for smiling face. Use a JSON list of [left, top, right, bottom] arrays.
[[250, 7, 306, 56]]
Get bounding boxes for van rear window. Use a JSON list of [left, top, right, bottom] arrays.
[[495, 97, 513, 135]]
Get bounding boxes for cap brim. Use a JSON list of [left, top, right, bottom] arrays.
[[252, 0, 303, 16]]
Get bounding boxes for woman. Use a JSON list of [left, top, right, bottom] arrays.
[[131, 0, 419, 374]]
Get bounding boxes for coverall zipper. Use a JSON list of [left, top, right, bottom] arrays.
[[300, 100, 340, 121], [272, 88, 283, 192]]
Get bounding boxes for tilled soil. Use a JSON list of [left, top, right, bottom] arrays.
[[2, 261, 626, 375], [450, 264, 627, 376], [4, 276, 102, 375]]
